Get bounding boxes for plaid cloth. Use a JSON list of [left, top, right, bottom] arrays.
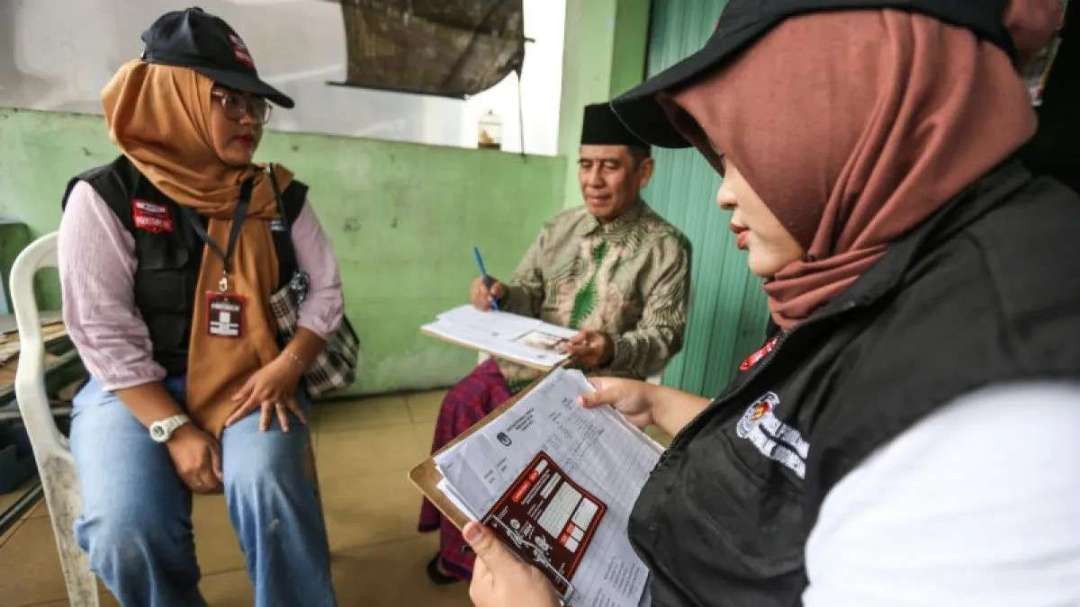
[[269, 280, 359, 397], [417, 358, 512, 580]]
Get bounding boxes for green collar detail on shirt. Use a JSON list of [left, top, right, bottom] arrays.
[[576, 199, 647, 240]]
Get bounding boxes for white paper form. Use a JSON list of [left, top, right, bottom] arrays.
[[421, 305, 578, 369], [436, 478, 480, 521], [434, 369, 663, 606]]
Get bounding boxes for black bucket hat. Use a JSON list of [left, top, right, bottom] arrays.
[[140, 7, 294, 108], [612, 0, 1016, 148]]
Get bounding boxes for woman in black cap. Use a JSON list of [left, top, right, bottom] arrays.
[[462, 1, 1080, 606], [58, 8, 339, 606]]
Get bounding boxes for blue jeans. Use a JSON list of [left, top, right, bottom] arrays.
[[70, 377, 336, 607]]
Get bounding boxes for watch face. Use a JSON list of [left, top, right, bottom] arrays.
[[151, 425, 165, 439]]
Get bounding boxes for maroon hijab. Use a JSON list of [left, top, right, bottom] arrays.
[[665, 5, 1060, 329]]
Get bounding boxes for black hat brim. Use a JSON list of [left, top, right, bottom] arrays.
[[611, 0, 1018, 149], [611, 19, 771, 149], [192, 65, 294, 109]]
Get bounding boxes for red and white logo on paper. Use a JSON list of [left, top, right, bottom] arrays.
[[131, 199, 174, 234], [228, 33, 255, 69]]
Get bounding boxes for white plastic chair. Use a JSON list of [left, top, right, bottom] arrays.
[[10, 231, 99, 606]]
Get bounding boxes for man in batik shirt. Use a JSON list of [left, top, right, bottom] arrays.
[[419, 102, 691, 584]]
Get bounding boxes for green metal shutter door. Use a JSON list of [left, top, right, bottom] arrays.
[[647, 0, 770, 397]]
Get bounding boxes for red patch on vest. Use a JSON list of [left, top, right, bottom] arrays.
[[738, 335, 780, 372], [131, 199, 173, 234]]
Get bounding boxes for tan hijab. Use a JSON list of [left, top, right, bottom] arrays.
[[665, 5, 1060, 329], [102, 60, 291, 435]]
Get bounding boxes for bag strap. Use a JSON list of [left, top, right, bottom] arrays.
[[267, 164, 302, 274]]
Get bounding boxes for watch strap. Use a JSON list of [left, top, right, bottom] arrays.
[[150, 414, 191, 442]]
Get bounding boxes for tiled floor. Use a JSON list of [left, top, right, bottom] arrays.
[[0, 389, 472, 606]]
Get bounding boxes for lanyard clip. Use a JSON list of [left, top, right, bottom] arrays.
[[218, 273, 230, 293]]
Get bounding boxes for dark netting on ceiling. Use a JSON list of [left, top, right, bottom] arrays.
[[336, 0, 525, 98]]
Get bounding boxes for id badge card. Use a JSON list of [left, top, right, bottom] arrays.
[[481, 451, 607, 600], [206, 292, 245, 338]]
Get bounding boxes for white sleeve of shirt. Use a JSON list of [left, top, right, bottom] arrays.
[[803, 381, 1080, 607]]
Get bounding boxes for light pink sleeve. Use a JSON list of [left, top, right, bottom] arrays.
[[291, 201, 344, 339], [58, 181, 167, 390]]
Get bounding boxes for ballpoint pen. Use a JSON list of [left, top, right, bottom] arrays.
[[473, 246, 501, 311]]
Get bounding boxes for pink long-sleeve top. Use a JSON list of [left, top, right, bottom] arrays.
[[58, 180, 344, 391]]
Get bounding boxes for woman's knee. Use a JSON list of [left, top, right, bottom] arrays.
[[76, 502, 191, 573], [224, 437, 311, 505]]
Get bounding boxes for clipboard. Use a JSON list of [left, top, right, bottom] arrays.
[[410, 364, 662, 606], [408, 367, 558, 530], [419, 325, 556, 372], [419, 305, 577, 372]]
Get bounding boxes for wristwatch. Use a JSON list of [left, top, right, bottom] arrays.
[[149, 414, 191, 443]]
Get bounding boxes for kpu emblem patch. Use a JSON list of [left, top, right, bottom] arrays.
[[735, 392, 810, 479]]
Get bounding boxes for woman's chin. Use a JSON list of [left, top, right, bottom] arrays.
[[747, 253, 781, 279], [220, 151, 255, 167]]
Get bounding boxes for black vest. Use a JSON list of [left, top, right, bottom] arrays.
[[630, 160, 1080, 606], [62, 155, 307, 376]]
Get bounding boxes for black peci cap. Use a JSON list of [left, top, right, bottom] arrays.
[[612, 0, 1016, 148], [580, 102, 649, 148], [140, 7, 294, 108]]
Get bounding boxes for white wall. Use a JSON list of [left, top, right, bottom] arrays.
[[0, 0, 565, 155]]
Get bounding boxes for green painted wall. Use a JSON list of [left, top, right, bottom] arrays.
[[641, 0, 771, 397], [609, 0, 652, 97], [557, 0, 651, 208], [0, 107, 566, 395], [1, 1, 657, 396], [0, 220, 34, 313]]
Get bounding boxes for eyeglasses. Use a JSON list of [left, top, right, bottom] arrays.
[[210, 89, 272, 124]]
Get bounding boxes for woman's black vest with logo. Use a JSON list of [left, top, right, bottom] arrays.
[[629, 160, 1080, 606], [61, 155, 306, 376]]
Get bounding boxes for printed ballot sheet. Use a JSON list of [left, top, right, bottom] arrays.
[[420, 305, 578, 369], [433, 368, 663, 606]]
